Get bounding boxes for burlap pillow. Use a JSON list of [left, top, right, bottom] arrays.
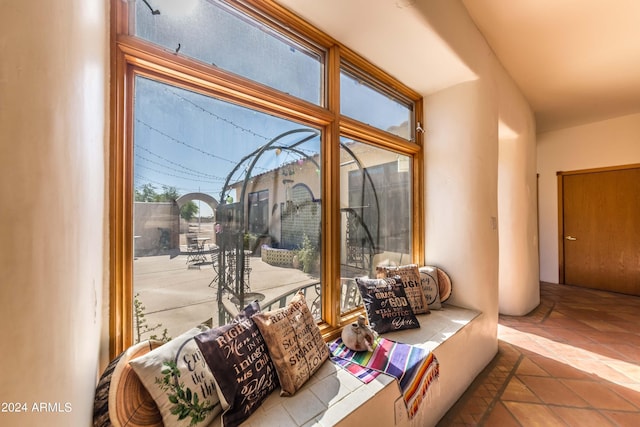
[[377, 264, 430, 314], [356, 276, 421, 334], [252, 292, 329, 396]]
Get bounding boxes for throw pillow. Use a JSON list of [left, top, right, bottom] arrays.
[[252, 291, 330, 396], [356, 276, 421, 334], [93, 340, 163, 427], [436, 267, 453, 303], [377, 264, 430, 314], [418, 266, 442, 310], [129, 325, 221, 427], [194, 308, 278, 427]]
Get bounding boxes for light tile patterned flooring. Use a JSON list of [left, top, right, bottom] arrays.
[[437, 282, 640, 426]]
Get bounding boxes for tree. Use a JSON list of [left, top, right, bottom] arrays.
[[160, 185, 180, 201], [180, 201, 199, 221], [135, 183, 181, 202], [135, 183, 199, 221], [135, 183, 159, 202]]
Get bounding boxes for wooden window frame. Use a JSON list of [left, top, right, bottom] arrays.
[[109, 0, 423, 357]]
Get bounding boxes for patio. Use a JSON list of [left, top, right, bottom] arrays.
[[133, 252, 320, 341]]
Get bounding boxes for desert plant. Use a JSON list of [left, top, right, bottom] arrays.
[[133, 293, 171, 343], [296, 234, 319, 274]]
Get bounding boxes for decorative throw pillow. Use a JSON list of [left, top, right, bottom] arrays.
[[377, 264, 430, 314], [252, 291, 329, 396], [356, 276, 421, 334], [194, 307, 278, 427], [93, 340, 163, 427], [129, 325, 221, 427], [436, 267, 453, 303], [418, 266, 442, 310]]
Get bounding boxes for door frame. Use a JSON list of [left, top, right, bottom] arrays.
[[557, 163, 640, 284]]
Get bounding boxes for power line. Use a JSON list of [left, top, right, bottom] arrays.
[[136, 145, 221, 178], [135, 150, 225, 181], [136, 163, 222, 184], [134, 174, 221, 195], [136, 119, 238, 165], [135, 118, 271, 174], [165, 87, 271, 141]]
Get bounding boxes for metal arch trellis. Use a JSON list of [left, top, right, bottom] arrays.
[[218, 128, 321, 206], [339, 142, 382, 274], [215, 128, 382, 322], [215, 128, 321, 318]]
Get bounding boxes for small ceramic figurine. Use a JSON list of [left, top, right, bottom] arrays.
[[341, 315, 376, 352]]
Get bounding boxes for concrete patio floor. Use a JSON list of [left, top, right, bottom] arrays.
[[133, 252, 319, 341]]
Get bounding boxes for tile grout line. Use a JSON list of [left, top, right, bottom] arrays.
[[537, 299, 555, 324], [473, 299, 554, 425], [477, 349, 525, 426]]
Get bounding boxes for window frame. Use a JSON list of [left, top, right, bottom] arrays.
[[109, 0, 423, 357], [248, 189, 269, 235]]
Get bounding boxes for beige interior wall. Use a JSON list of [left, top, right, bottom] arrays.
[[0, 1, 108, 426], [498, 133, 541, 315], [496, 91, 539, 315], [0, 0, 543, 423], [537, 113, 640, 283], [412, 0, 538, 318], [494, 58, 540, 316], [424, 79, 500, 413]]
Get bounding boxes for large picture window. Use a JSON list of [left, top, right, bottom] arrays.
[[132, 76, 321, 340], [110, 0, 422, 355]]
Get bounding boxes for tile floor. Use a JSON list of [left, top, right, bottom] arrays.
[[437, 282, 640, 426]]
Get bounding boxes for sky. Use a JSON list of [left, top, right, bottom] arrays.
[[132, 0, 412, 217]]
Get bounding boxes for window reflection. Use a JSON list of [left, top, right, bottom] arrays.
[[339, 138, 412, 314], [132, 76, 321, 342]]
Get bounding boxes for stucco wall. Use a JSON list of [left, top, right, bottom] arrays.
[[413, 0, 538, 321], [0, 0, 543, 425], [537, 113, 640, 283], [0, 1, 108, 426]]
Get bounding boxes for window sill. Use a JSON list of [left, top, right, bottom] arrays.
[[236, 304, 481, 427]]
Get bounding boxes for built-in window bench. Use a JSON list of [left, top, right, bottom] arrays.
[[223, 304, 482, 427]]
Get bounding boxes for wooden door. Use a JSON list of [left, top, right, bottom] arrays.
[[560, 166, 640, 296]]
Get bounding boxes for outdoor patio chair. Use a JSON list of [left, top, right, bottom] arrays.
[[225, 251, 252, 294], [185, 233, 201, 265]]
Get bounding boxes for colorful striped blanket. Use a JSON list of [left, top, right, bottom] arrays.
[[329, 336, 439, 419]]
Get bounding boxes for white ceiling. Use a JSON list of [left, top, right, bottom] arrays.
[[277, 0, 640, 133], [461, 0, 640, 132]]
